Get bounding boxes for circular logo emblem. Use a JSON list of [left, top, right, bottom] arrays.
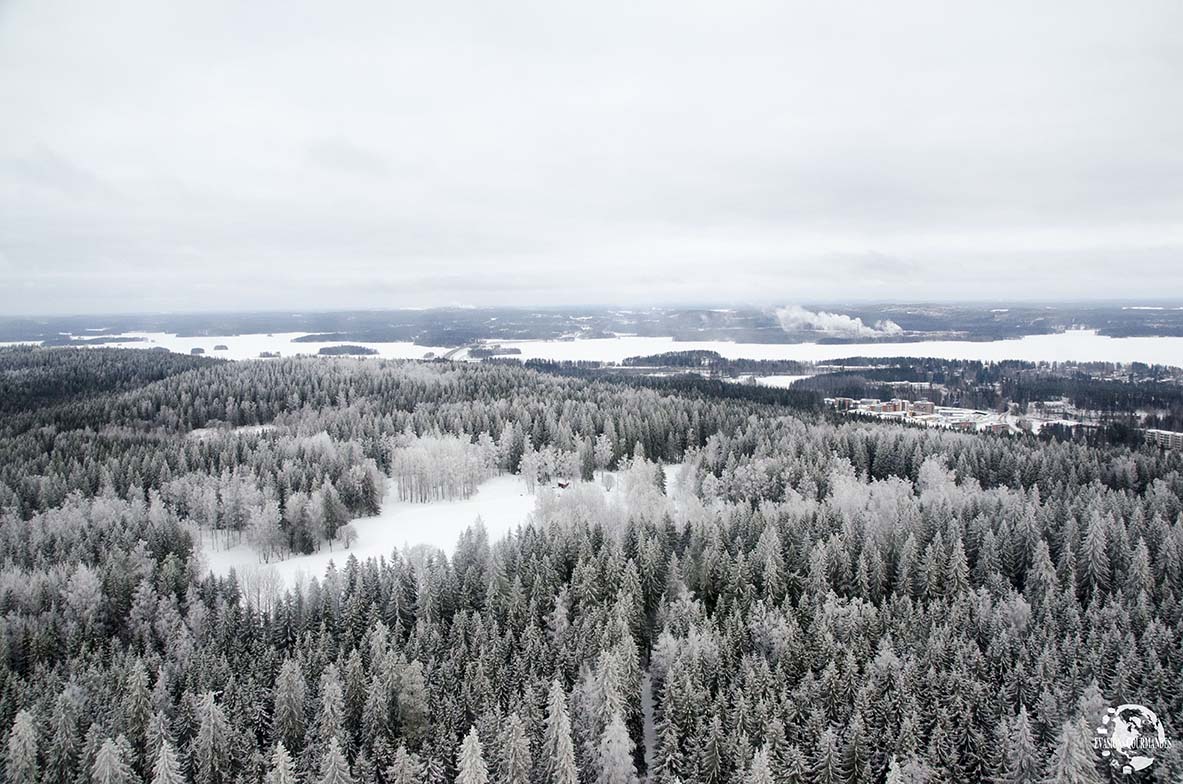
[[1094, 704, 1171, 774]]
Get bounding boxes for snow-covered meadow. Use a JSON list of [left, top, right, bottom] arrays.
[[201, 474, 535, 585], [725, 374, 814, 388], [203, 462, 697, 590]]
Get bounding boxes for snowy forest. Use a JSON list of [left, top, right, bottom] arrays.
[[1, 346, 1182, 784]]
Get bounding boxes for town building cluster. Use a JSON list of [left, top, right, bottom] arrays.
[[824, 396, 1014, 433]]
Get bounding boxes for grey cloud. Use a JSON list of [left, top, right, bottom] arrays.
[[305, 139, 392, 179], [0, 0, 1181, 314]]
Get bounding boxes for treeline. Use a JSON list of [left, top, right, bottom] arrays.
[[1, 347, 1182, 784], [619, 351, 812, 376], [0, 347, 219, 419]]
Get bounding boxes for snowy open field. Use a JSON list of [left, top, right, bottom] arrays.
[[745, 374, 813, 388], [202, 463, 695, 587], [202, 474, 537, 583], [8, 328, 1183, 367]]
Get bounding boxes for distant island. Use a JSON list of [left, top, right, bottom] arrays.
[[317, 344, 378, 356]]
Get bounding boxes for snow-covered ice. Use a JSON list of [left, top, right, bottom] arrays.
[[487, 330, 1183, 367], [42, 332, 448, 361], [17, 328, 1183, 367]]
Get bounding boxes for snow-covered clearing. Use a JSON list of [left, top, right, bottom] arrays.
[[733, 373, 812, 388], [187, 424, 276, 440], [203, 474, 534, 583], [202, 462, 697, 588]]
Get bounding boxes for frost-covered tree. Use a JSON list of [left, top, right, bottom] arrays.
[[46, 694, 79, 784], [91, 738, 133, 784], [885, 755, 931, 784], [1044, 718, 1102, 784], [149, 740, 184, 784], [318, 739, 353, 784], [499, 713, 531, 784], [265, 743, 298, 784], [543, 680, 579, 784], [315, 665, 346, 751], [456, 727, 489, 784], [193, 691, 232, 784], [596, 713, 637, 784], [999, 707, 1042, 784], [397, 661, 430, 749], [274, 660, 308, 752], [6, 710, 37, 784], [385, 743, 424, 784], [745, 748, 774, 784]]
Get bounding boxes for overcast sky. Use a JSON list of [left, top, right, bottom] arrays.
[[2, 0, 1181, 314]]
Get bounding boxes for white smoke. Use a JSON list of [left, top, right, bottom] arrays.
[[775, 305, 903, 338]]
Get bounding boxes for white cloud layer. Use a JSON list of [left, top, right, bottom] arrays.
[[1, 0, 1181, 313]]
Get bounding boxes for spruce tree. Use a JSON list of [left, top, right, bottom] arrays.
[[1000, 707, 1043, 784], [744, 748, 774, 784], [193, 691, 232, 784], [596, 713, 637, 784], [91, 738, 133, 784], [385, 743, 424, 784], [812, 728, 841, 784], [122, 662, 153, 774], [697, 716, 725, 784], [316, 665, 347, 752], [46, 694, 78, 784], [274, 660, 308, 753], [499, 713, 532, 784], [318, 738, 353, 784], [6, 710, 38, 784], [884, 755, 931, 784], [543, 680, 579, 784], [782, 744, 807, 784], [1044, 718, 1101, 784], [761, 717, 789, 782], [265, 743, 298, 784], [456, 727, 489, 784], [149, 740, 184, 784], [397, 662, 430, 750]]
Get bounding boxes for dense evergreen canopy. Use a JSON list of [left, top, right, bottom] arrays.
[[1, 347, 1181, 783]]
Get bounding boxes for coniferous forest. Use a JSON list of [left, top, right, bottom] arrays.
[[2, 346, 1182, 784]]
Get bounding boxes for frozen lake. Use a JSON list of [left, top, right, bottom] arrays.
[[489, 330, 1183, 366], [6, 328, 1183, 367], [108, 332, 448, 361]]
